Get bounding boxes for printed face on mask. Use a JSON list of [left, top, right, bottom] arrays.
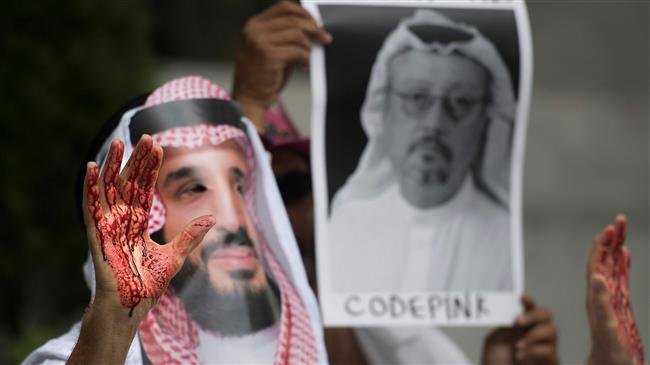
[[156, 140, 267, 294], [156, 138, 281, 335], [385, 49, 489, 209]]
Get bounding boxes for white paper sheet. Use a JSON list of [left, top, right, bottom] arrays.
[[305, 0, 532, 326]]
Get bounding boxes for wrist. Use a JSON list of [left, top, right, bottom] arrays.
[[85, 300, 141, 336], [232, 92, 270, 133], [90, 291, 149, 326], [68, 301, 141, 365]]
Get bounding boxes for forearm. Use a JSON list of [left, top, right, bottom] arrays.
[[67, 301, 141, 365], [231, 91, 267, 133]]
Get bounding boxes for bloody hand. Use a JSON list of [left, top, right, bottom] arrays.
[[232, 0, 331, 128], [83, 135, 215, 318], [587, 214, 644, 365]]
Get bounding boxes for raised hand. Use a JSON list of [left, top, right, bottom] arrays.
[[83, 135, 215, 318], [587, 214, 644, 365], [232, 0, 331, 128]]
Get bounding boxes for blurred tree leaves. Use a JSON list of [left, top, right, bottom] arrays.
[[0, 0, 153, 362]]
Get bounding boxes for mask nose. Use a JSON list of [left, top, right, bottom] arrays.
[[212, 188, 247, 232]]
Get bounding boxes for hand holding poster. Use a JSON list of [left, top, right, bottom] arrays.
[[304, 0, 532, 326]]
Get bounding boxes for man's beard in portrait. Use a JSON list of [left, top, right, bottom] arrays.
[[169, 227, 281, 337], [404, 131, 453, 185]]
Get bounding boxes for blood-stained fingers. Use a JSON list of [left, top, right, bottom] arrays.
[[119, 135, 153, 204], [620, 246, 631, 289], [586, 224, 616, 328], [123, 135, 153, 182], [98, 139, 125, 209], [135, 144, 163, 212], [588, 214, 628, 297], [615, 214, 627, 247], [586, 222, 619, 346], [82, 161, 106, 264], [588, 224, 611, 279], [612, 214, 627, 278], [597, 225, 616, 281], [170, 215, 216, 270], [81, 140, 124, 234], [83, 162, 101, 229]]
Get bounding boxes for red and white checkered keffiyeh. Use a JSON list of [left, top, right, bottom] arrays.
[[136, 76, 318, 364]]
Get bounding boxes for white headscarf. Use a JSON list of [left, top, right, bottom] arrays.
[[332, 9, 516, 210]]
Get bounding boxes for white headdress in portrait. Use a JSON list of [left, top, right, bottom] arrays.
[[332, 9, 516, 210]]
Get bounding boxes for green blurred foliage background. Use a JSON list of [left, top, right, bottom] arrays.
[[1, 1, 271, 363]]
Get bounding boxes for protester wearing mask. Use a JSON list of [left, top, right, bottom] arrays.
[[23, 76, 326, 365]]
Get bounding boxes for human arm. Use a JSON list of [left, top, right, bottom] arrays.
[[232, 0, 331, 131], [66, 300, 140, 365], [482, 294, 559, 365], [67, 135, 215, 364]]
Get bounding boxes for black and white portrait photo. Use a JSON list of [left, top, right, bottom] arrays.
[[306, 0, 532, 325]]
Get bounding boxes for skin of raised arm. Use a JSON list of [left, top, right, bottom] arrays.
[[67, 300, 140, 365], [67, 136, 215, 365]]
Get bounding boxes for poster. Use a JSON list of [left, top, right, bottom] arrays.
[[305, 0, 532, 326]]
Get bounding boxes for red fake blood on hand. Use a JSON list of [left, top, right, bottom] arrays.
[[597, 227, 645, 365], [86, 139, 186, 317]]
